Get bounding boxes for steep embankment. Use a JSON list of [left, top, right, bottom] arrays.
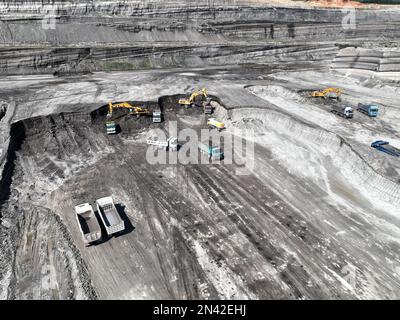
[[0, 45, 338, 75], [0, 101, 16, 210], [332, 47, 400, 71], [0, 110, 103, 299], [226, 107, 400, 206], [1, 1, 400, 74]]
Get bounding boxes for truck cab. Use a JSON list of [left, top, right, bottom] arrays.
[[368, 105, 379, 117], [210, 146, 224, 160], [344, 106, 353, 118]]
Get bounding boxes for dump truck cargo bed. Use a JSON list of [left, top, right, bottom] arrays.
[[96, 196, 125, 236], [74, 203, 102, 246], [78, 214, 100, 234]]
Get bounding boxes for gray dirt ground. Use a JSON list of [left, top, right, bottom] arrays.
[[1, 1, 400, 300], [1, 66, 400, 299]]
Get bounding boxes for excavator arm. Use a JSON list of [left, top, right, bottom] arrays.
[[107, 102, 150, 118], [179, 88, 208, 106], [310, 87, 342, 99]]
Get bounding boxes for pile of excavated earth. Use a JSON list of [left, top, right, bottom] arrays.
[[1, 0, 400, 300]]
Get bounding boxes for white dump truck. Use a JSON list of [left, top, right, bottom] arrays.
[[74, 203, 102, 246], [96, 196, 125, 236], [146, 136, 179, 151], [331, 105, 353, 119]]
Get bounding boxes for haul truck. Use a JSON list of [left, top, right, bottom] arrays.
[[203, 101, 213, 114], [106, 121, 117, 134], [146, 136, 179, 151], [331, 105, 353, 118], [153, 110, 162, 123], [357, 103, 379, 117], [96, 196, 125, 236], [74, 203, 102, 246], [371, 141, 400, 157], [198, 141, 224, 160]]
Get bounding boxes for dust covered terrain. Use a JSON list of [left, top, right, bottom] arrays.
[[1, 0, 400, 300]]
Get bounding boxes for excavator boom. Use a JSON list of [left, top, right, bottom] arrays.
[[107, 101, 150, 117], [310, 87, 342, 99], [179, 88, 208, 106]]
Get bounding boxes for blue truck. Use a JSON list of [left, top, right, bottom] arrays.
[[357, 103, 379, 117], [198, 141, 224, 160], [371, 141, 400, 157]]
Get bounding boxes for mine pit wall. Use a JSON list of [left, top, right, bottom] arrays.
[[2, 2, 400, 74], [0, 101, 16, 213], [228, 107, 400, 206], [0, 111, 99, 299], [332, 47, 400, 72], [1, 1, 400, 23], [0, 121, 25, 299], [0, 121, 25, 213], [2, 20, 399, 47], [0, 45, 340, 75]]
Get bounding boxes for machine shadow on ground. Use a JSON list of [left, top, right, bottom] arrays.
[[114, 203, 135, 236], [91, 203, 135, 245]]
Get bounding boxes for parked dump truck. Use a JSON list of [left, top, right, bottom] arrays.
[[147, 136, 178, 151], [96, 196, 125, 236], [371, 141, 400, 157], [74, 203, 102, 246], [198, 141, 224, 160], [153, 110, 162, 123], [331, 105, 353, 118], [357, 103, 379, 117], [106, 121, 117, 134], [204, 100, 213, 114], [207, 118, 225, 131]]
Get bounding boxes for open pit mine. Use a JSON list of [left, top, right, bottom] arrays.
[[0, 0, 400, 300]]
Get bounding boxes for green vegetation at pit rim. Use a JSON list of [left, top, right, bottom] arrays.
[[102, 61, 135, 71]]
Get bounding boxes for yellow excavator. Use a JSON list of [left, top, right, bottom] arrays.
[[310, 87, 342, 100], [107, 102, 151, 118], [179, 88, 208, 107]]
